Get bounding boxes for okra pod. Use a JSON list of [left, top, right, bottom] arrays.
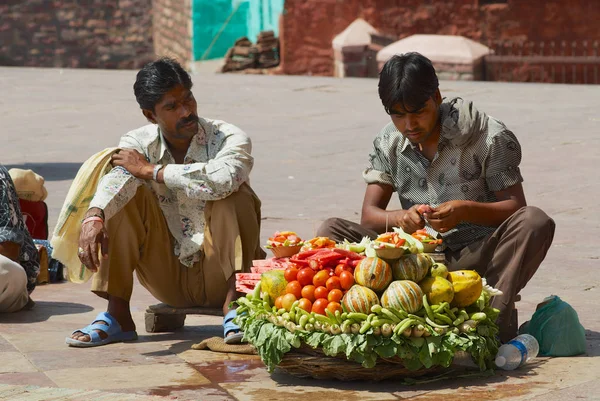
[[298, 314, 309, 328], [423, 295, 435, 321], [434, 313, 453, 325], [371, 304, 383, 314], [347, 312, 369, 321], [371, 318, 394, 327], [359, 313, 374, 334], [326, 309, 339, 324], [252, 282, 261, 300], [335, 310, 343, 324], [407, 314, 426, 324], [313, 313, 332, 324], [389, 307, 409, 320], [394, 318, 417, 335], [380, 308, 401, 323], [425, 316, 449, 329], [470, 312, 487, 321]]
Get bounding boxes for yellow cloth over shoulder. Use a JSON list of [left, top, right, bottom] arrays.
[[51, 148, 118, 283]]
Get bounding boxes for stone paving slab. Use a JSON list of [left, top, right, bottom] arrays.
[[0, 67, 599, 400]]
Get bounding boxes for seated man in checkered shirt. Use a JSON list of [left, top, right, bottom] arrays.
[[317, 52, 555, 343]]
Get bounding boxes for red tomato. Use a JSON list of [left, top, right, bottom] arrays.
[[301, 284, 316, 302], [328, 288, 343, 303], [326, 276, 342, 291], [313, 270, 329, 287], [274, 295, 284, 310], [297, 267, 315, 287], [339, 271, 355, 290], [286, 280, 302, 299], [312, 298, 329, 315], [298, 298, 312, 312], [284, 266, 299, 282], [326, 301, 343, 315], [281, 293, 297, 311], [314, 286, 329, 300], [334, 263, 352, 276]]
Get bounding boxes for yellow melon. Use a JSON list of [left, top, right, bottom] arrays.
[[419, 276, 454, 305], [447, 270, 483, 307]]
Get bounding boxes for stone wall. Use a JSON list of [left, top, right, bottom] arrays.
[[152, 0, 193, 68], [0, 0, 156, 69], [280, 0, 600, 76]]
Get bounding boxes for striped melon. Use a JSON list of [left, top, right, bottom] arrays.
[[354, 257, 392, 292], [381, 280, 424, 313], [341, 285, 380, 314], [391, 254, 433, 283]]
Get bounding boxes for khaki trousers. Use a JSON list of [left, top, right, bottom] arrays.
[[0, 254, 29, 313], [316, 206, 556, 342], [91, 183, 265, 308]]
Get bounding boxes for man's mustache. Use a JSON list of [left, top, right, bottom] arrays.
[[176, 115, 199, 129]]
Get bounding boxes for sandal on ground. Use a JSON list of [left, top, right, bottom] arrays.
[[65, 311, 138, 348], [223, 309, 244, 344]]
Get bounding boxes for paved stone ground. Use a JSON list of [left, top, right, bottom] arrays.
[[0, 67, 599, 400]]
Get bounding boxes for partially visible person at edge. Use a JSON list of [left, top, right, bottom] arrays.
[[66, 58, 264, 347], [316, 52, 555, 343], [0, 165, 39, 313]]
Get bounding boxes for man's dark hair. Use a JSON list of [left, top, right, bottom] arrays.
[[133, 57, 192, 111], [378, 52, 439, 114]]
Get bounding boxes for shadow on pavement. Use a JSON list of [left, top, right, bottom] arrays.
[[585, 330, 600, 357], [0, 300, 93, 323], [268, 358, 546, 395], [4, 162, 82, 181]]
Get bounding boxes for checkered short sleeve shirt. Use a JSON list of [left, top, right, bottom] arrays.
[[363, 97, 523, 251]]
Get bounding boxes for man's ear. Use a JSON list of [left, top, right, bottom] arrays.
[[142, 109, 156, 123], [433, 89, 442, 105]]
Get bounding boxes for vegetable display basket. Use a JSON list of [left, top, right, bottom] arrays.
[[275, 344, 446, 381]]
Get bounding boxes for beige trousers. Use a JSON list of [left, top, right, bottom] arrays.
[[0, 254, 29, 313], [91, 183, 264, 308]]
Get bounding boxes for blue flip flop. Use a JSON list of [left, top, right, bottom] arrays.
[[223, 309, 244, 344], [65, 311, 138, 348]]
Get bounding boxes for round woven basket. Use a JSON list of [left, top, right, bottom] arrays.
[[275, 344, 445, 381]]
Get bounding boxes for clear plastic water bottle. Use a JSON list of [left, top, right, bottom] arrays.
[[495, 334, 539, 370]]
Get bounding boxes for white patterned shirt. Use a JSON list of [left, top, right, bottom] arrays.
[[363, 98, 523, 251], [89, 118, 253, 267]]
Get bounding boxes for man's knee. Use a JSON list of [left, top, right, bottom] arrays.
[[0, 256, 28, 312], [211, 184, 259, 212], [0, 257, 27, 290], [518, 206, 556, 239], [316, 217, 344, 237]]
